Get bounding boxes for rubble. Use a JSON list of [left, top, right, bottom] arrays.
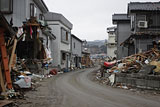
[[0, 13, 57, 106], [99, 48, 160, 91]]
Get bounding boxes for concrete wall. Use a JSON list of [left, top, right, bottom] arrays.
[[115, 73, 160, 90], [107, 32, 117, 58], [117, 22, 131, 59], [47, 22, 61, 66], [4, 0, 43, 27], [108, 35, 116, 44], [107, 46, 117, 58]]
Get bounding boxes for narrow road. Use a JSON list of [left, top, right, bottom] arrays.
[[20, 67, 160, 107]]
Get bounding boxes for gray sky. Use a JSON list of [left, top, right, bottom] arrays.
[[45, 0, 159, 41]]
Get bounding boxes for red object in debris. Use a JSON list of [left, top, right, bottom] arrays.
[[49, 69, 57, 75], [104, 62, 115, 67]]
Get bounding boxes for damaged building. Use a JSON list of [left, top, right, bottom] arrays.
[[122, 2, 160, 55], [0, 0, 56, 73]]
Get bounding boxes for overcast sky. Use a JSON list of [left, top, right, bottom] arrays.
[[45, 0, 159, 41]]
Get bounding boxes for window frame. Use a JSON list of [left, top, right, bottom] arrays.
[[0, 0, 13, 14], [30, 3, 34, 17], [39, 14, 44, 20], [61, 27, 70, 44]]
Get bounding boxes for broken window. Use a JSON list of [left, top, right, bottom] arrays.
[[0, 0, 13, 14]]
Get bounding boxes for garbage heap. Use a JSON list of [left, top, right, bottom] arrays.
[[99, 48, 160, 90]]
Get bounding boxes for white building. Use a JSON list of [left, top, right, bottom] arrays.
[[45, 12, 73, 70], [106, 27, 117, 58]]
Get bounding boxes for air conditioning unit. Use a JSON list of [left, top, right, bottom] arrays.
[[138, 21, 148, 28]]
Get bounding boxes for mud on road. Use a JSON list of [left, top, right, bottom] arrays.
[[18, 67, 160, 107]]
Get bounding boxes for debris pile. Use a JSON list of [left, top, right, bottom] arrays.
[[0, 13, 56, 106], [99, 48, 160, 90], [109, 48, 160, 74]]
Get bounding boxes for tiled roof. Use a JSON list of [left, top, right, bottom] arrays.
[[128, 2, 160, 12]]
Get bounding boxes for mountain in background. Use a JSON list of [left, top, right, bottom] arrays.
[[87, 40, 106, 47], [86, 40, 107, 54]]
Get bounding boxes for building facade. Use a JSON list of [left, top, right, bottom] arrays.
[[112, 14, 131, 59], [45, 12, 73, 70], [71, 34, 82, 69]]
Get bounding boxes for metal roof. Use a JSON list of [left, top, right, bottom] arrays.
[[128, 2, 160, 12], [45, 12, 73, 30]]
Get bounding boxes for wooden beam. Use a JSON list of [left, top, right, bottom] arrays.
[[9, 38, 17, 72], [0, 28, 13, 89]]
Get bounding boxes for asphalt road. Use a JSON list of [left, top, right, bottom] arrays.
[[20, 67, 160, 107]]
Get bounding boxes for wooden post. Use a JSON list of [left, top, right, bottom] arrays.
[[9, 38, 17, 72], [0, 63, 6, 94]]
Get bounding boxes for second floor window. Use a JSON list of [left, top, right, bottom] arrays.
[[0, 0, 13, 14], [30, 3, 37, 17], [61, 28, 70, 44]]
